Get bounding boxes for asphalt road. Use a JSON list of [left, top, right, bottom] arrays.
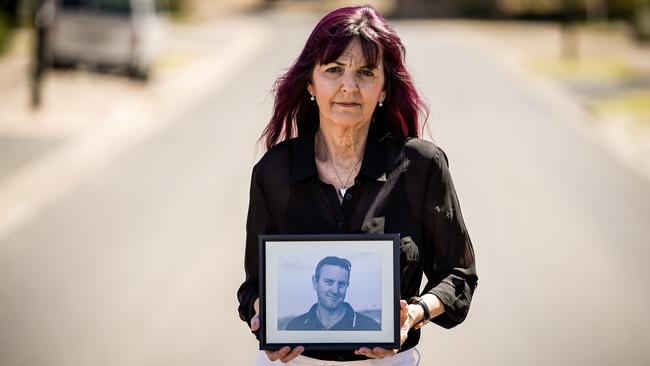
[[1, 10, 649, 366]]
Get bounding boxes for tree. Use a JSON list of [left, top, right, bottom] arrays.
[[0, 0, 20, 52]]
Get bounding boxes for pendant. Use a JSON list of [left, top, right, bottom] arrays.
[[339, 186, 347, 197]]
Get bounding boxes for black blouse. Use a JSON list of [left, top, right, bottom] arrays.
[[237, 126, 478, 362]]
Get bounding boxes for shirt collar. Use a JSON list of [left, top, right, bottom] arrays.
[[291, 128, 318, 182], [290, 123, 391, 183], [306, 302, 356, 329], [359, 124, 390, 182]]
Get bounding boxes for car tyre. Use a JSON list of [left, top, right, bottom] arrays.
[[128, 65, 149, 81], [50, 56, 76, 69]]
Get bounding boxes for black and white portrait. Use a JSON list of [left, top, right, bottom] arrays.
[[280, 255, 381, 331], [260, 235, 399, 349]]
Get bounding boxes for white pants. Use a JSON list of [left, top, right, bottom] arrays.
[[254, 348, 420, 366]]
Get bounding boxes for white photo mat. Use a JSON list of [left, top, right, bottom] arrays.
[[264, 239, 396, 345]]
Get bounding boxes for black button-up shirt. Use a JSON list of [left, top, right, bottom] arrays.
[[237, 126, 478, 361]]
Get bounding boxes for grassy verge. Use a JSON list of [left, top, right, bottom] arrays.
[[590, 90, 650, 128], [530, 56, 639, 83], [0, 11, 10, 54]]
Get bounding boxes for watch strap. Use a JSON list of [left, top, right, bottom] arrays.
[[408, 296, 431, 329]]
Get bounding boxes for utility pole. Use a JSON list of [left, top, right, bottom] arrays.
[[560, 0, 582, 59], [31, 0, 55, 109]]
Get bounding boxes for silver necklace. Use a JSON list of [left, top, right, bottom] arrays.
[[318, 131, 362, 198]]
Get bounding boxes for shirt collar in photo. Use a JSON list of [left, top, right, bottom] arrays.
[[304, 302, 356, 330], [290, 123, 390, 183]]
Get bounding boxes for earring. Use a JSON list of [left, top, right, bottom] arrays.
[[310, 95, 315, 101], [378, 100, 383, 107]]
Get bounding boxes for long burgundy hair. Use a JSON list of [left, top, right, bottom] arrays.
[[262, 5, 428, 150]]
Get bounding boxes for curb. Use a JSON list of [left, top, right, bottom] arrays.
[[454, 22, 650, 184]]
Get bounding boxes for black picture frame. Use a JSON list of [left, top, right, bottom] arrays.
[[258, 233, 400, 351]]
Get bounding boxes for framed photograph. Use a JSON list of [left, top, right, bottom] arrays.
[[258, 233, 400, 350]]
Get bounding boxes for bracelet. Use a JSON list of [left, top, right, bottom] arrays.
[[408, 296, 431, 329]]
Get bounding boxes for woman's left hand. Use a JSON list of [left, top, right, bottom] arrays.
[[354, 300, 415, 359]]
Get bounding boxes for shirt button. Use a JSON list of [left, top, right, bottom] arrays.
[[344, 193, 352, 200]]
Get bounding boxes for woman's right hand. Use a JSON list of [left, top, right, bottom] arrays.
[[250, 298, 305, 363]]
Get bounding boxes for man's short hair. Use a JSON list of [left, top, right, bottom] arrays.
[[314, 256, 352, 280]]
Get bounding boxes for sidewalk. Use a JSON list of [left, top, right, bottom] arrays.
[[0, 16, 268, 242], [455, 20, 650, 182]]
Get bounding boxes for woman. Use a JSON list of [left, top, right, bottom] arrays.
[[237, 5, 477, 365]]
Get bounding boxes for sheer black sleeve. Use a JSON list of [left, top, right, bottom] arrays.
[[236, 164, 272, 327], [421, 149, 478, 329]]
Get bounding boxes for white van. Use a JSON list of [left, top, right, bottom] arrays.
[[49, 0, 165, 79]]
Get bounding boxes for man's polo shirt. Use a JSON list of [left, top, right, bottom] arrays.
[[286, 302, 381, 331]]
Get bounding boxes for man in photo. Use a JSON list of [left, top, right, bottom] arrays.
[[286, 256, 381, 331]]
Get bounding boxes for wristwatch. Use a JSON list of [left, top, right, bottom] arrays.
[[408, 296, 431, 329]]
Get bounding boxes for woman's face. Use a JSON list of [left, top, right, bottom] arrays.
[[308, 39, 386, 130]]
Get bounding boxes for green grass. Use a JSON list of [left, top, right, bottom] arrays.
[[0, 11, 10, 54], [530, 56, 639, 83], [589, 89, 650, 127]]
